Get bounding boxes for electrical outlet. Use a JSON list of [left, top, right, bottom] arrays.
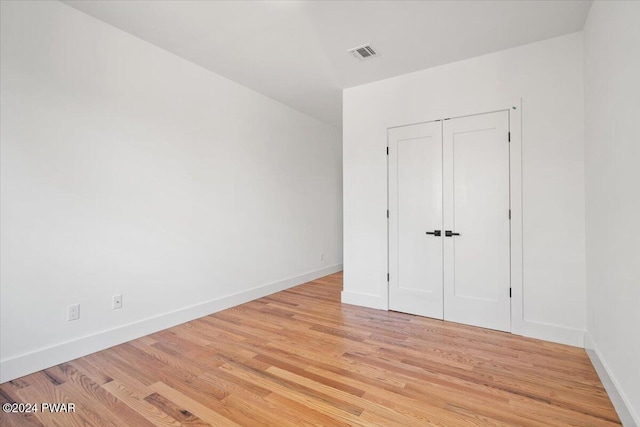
[[67, 304, 80, 321], [113, 294, 122, 310], [320, 253, 324, 261]]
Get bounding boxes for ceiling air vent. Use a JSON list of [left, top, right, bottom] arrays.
[[347, 44, 379, 60]]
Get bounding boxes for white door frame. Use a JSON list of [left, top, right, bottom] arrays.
[[386, 98, 524, 336]]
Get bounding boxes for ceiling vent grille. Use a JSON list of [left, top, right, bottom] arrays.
[[347, 44, 379, 60]]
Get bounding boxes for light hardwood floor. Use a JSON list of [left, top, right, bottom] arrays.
[[0, 272, 620, 426]]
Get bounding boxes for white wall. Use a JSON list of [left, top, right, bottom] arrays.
[[343, 33, 586, 346], [584, 1, 640, 423], [0, 1, 342, 382]]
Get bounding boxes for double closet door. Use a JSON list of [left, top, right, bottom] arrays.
[[388, 111, 511, 332]]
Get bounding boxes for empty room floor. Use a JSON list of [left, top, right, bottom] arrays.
[[0, 272, 620, 426]]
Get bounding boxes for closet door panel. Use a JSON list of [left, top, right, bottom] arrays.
[[443, 112, 511, 331], [388, 122, 443, 318]]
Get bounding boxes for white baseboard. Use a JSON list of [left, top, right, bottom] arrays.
[[584, 332, 639, 427], [515, 319, 586, 347], [341, 290, 386, 310], [0, 264, 343, 384]]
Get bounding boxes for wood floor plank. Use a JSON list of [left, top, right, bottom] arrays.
[[148, 382, 240, 427], [144, 392, 211, 427], [102, 380, 181, 427], [0, 382, 45, 427], [0, 272, 621, 426], [13, 373, 89, 427], [56, 363, 155, 427]]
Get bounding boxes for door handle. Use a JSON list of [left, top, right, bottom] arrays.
[[445, 230, 460, 237], [425, 230, 441, 236]]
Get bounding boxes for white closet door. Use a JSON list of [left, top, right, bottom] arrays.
[[388, 122, 443, 318], [443, 112, 511, 331]]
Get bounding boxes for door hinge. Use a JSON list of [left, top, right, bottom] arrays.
[[387, 209, 389, 219], [508, 132, 511, 142], [387, 273, 390, 281], [509, 209, 511, 219], [509, 288, 512, 298], [386, 147, 389, 155]]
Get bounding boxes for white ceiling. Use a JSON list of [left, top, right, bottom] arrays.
[[63, 0, 592, 127]]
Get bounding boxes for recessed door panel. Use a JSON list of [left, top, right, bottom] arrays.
[[388, 122, 443, 318]]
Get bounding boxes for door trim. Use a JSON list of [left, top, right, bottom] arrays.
[[386, 98, 523, 336]]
